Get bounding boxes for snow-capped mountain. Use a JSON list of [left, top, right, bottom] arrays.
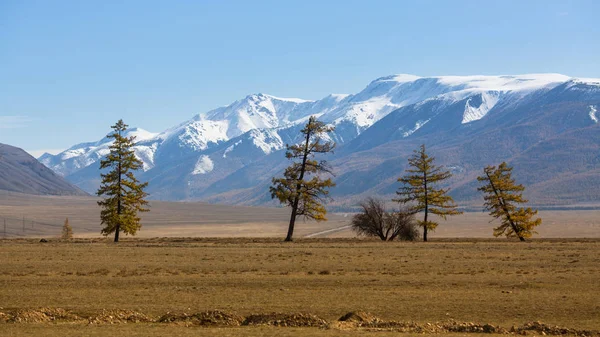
[[39, 128, 159, 176], [40, 74, 600, 206]]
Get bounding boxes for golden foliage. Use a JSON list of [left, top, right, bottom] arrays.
[[477, 162, 541, 240], [394, 144, 462, 241], [270, 116, 335, 240]]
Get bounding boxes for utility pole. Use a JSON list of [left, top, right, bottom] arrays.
[[22, 216, 25, 233], [3, 218, 6, 238]]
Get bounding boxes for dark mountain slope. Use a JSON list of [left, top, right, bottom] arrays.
[[0, 144, 88, 196]]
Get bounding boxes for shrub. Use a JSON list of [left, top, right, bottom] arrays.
[[351, 198, 419, 241]]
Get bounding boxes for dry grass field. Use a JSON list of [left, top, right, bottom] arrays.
[[1, 238, 599, 336], [1, 191, 599, 336]]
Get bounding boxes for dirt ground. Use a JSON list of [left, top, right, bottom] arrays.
[[0, 238, 598, 336]]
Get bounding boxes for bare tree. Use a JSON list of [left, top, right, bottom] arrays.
[[351, 198, 419, 241]]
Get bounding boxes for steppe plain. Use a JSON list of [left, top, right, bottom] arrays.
[[0, 192, 599, 336]]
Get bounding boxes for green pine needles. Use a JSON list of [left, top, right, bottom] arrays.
[[97, 119, 149, 242], [395, 144, 462, 241], [270, 116, 336, 242]]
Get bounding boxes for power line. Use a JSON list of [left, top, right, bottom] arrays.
[[0, 216, 98, 237]]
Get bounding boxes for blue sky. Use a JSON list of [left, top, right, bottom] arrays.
[[1, 0, 599, 157]]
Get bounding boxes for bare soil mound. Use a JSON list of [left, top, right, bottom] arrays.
[[12, 309, 50, 323], [338, 311, 381, 324], [10, 308, 80, 323], [359, 321, 509, 334], [0, 312, 12, 323], [0, 307, 598, 336], [512, 321, 597, 336], [443, 321, 506, 334], [242, 312, 328, 328], [158, 310, 242, 326], [88, 309, 153, 324], [348, 320, 597, 336]]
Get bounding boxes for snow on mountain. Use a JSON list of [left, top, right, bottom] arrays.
[[40, 128, 159, 176], [461, 91, 500, 124], [203, 93, 317, 137], [52, 74, 570, 178], [317, 74, 570, 132], [436, 73, 570, 92], [260, 94, 313, 104], [157, 116, 229, 152], [43, 73, 600, 204], [248, 129, 285, 155], [202, 75, 600, 207], [126, 127, 160, 141], [223, 140, 243, 158], [590, 105, 598, 123], [402, 118, 431, 137], [192, 155, 214, 175], [568, 78, 600, 87]]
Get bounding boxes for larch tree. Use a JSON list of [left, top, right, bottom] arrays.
[[477, 162, 541, 241], [97, 119, 149, 242], [270, 116, 335, 242], [394, 144, 462, 242], [61, 217, 73, 240]]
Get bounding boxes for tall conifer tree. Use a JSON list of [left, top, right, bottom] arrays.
[[97, 119, 149, 242], [395, 144, 462, 241], [477, 162, 541, 241], [270, 116, 335, 242]]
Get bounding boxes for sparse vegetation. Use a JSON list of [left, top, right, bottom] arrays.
[[394, 144, 462, 241], [270, 116, 336, 241], [97, 119, 149, 242], [477, 162, 542, 241], [351, 197, 419, 241], [0, 238, 598, 337], [61, 218, 73, 240]]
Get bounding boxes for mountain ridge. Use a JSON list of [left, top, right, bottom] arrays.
[[39, 73, 600, 207]]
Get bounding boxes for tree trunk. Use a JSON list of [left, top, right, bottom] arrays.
[[379, 230, 387, 241], [114, 224, 120, 242], [115, 148, 122, 243], [382, 226, 390, 241], [285, 197, 299, 242], [423, 170, 428, 242]]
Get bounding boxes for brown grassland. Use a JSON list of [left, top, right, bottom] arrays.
[[1, 237, 599, 336]]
